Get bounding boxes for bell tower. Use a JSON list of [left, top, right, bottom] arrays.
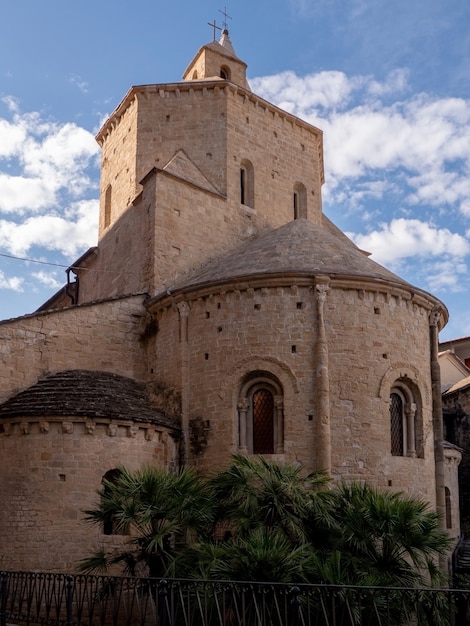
[[76, 27, 324, 305], [182, 28, 250, 90]]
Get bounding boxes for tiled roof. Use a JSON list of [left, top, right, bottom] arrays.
[[0, 370, 178, 428], [170, 216, 411, 292], [443, 375, 470, 396]]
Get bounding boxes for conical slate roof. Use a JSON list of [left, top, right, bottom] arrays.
[[0, 370, 177, 428], [170, 216, 411, 293]]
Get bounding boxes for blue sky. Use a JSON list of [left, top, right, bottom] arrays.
[[0, 0, 469, 341]]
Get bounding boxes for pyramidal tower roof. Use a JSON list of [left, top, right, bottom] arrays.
[[217, 28, 237, 57], [182, 28, 250, 90]]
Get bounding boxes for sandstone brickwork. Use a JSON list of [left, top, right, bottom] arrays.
[[0, 30, 457, 573]]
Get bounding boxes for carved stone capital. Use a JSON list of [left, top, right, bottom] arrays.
[[315, 283, 330, 303], [237, 398, 249, 412], [274, 395, 284, 410], [62, 421, 73, 434], [177, 301, 190, 319], [429, 307, 441, 327], [85, 419, 96, 435], [128, 425, 138, 438]]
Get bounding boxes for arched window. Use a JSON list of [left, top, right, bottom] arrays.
[[445, 487, 452, 529], [102, 469, 127, 536], [293, 182, 307, 219], [220, 65, 231, 80], [238, 373, 284, 454], [192, 70, 198, 79], [104, 184, 112, 228], [240, 159, 254, 208], [390, 379, 422, 458]]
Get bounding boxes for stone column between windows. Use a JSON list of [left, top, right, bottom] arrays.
[[405, 402, 417, 458], [274, 395, 284, 454], [429, 307, 446, 530], [314, 277, 331, 476], [237, 398, 249, 453], [177, 300, 191, 464]]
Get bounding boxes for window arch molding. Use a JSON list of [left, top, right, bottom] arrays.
[[220, 65, 231, 80], [293, 182, 307, 219], [101, 468, 129, 536], [389, 378, 423, 458], [237, 372, 284, 455]]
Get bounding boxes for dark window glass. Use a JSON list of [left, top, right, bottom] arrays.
[[253, 389, 274, 454], [390, 392, 404, 456]]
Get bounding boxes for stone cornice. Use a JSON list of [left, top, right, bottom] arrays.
[[146, 272, 448, 329], [95, 81, 324, 177], [0, 415, 180, 439]]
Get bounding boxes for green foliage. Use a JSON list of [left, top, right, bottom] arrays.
[[80, 455, 451, 595], [80, 465, 215, 576], [316, 482, 452, 588]]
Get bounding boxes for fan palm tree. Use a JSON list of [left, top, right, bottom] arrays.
[[209, 454, 332, 544], [319, 483, 451, 588], [80, 465, 215, 576]]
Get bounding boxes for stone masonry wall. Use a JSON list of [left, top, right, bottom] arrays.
[[150, 280, 437, 506], [0, 296, 148, 403], [98, 94, 138, 237], [0, 417, 176, 572], [226, 88, 323, 226], [443, 386, 470, 533], [326, 285, 436, 504], [97, 82, 322, 254]]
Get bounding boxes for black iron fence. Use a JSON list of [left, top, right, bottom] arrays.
[[1, 570, 470, 626]]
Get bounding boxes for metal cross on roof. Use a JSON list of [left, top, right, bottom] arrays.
[[207, 19, 222, 41], [219, 6, 232, 30]]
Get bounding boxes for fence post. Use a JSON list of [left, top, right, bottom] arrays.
[[66, 575, 74, 626], [290, 586, 301, 626], [0, 572, 6, 626], [159, 579, 168, 626]]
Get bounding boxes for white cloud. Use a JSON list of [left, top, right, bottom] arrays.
[[0, 104, 99, 214], [0, 117, 27, 158], [367, 69, 409, 97], [69, 74, 89, 94], [349, 218, 470, 265], [428, 260, 468, 293], [0, 173, 56, 212], [251, 70, 359, 114], [253, 70, 470, 218], [32, 271, 63, 289], [0, 199, 98, 257], [0, 270, 23, 291]]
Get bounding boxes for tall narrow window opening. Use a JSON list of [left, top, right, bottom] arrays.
[[102, 468, 128, 536], [389, 379, 422, 458], [293, 193, 299, 220], [220, 65, 231, 80], [240, 159, 254, 208], [293, 182, 307, 219], [238, 373, 283, 454], [445, 487, 452, 529], [240, 169, 246, 205], [390, 392, 404, 456], [253, 389, 275, 453], [104, 184, 112, 228]]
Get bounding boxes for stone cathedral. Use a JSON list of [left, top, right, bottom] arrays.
[[0, 30, 460, 572]]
